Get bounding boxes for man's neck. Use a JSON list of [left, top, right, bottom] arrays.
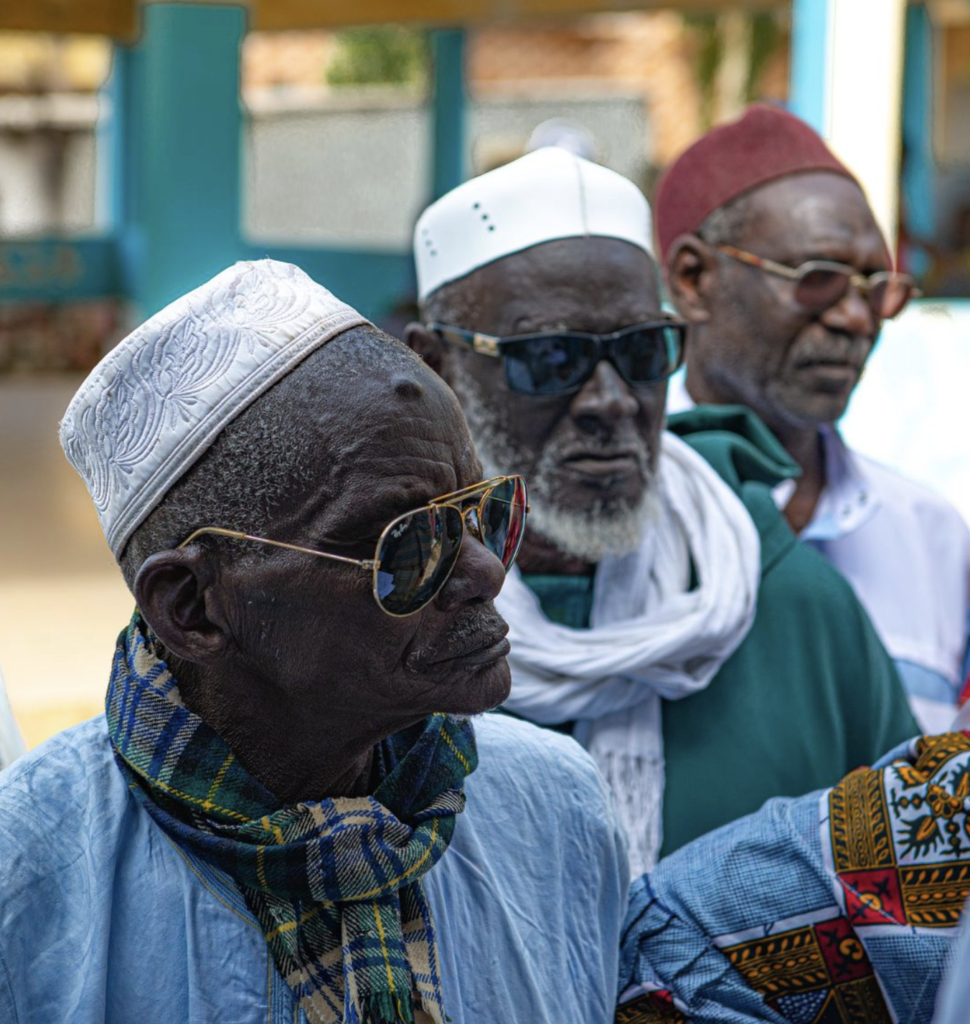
[[682, 373, 827, 533], [767, 422, 827, 534], [175, 661, 379, 805]]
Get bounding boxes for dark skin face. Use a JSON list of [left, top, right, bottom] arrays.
[[407, 237, 666, 574], [669, 172, 887, 434], [134, 353, 510, 804], [667, 171, 889, 529]]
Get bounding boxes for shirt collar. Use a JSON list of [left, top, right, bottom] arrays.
[[667, 373, 880, 541], [799, 425, 880, 541]]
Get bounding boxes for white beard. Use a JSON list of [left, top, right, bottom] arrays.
[[524, 476, 661, 564], [449, 365, 659, 563]]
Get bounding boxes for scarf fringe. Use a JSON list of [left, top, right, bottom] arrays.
[[595, 750, 664, 876], [363, 992, 415, 1024]]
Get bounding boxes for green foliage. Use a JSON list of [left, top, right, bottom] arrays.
[[684, 14, 721, 117], [683, 12, 785, 128], [747, 13, 784, 101], [326, 27, 429, 88]]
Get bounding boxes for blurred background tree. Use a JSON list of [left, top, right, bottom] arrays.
[[684, 11, 784, 128], [326, 27, 429, 87]]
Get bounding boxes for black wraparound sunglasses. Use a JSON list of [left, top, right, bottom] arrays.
[[429, 319, 687, 397], [178, 475, 529, 617]]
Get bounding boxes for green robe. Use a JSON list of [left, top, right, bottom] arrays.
[[521, 407, 919, 857]]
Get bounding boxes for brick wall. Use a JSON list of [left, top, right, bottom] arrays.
[[469, 13, 706, 166]]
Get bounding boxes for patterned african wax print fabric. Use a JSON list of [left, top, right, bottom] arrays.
[[618, 733, 970, 1024], [106, 614, 476, 1024]]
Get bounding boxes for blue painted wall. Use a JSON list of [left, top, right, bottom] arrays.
[[0, 4, 468, 325], [789, 0, 831, 133], [901, 3, 936, 267]]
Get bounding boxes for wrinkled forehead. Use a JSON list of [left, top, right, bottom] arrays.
[[300, 357, 479, 523], [445, 236, 662, 333], [741, 172, 888, 260]]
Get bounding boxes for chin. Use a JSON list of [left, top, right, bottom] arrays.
[[527, 481, 659, 563], [785, 396, 854, 429], [439, 659, 512, 717]]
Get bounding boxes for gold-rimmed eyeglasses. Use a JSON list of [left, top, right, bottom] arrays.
[[715, 243, 919, 320], [178, 475, 529, 617]]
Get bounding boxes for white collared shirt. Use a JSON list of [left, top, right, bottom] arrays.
[[669, 372, 970, 732]]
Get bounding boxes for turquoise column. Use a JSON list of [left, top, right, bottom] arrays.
[[789, 0, 831, 132], [901, 3, 936, 268], [431, 30, 467, 199], [114, 3, 246, 316], [104, 3, 417, 321]]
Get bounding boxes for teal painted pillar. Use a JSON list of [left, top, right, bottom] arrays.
[[789, 0, 831, 132], [431, 30, 467, 199], [114, 3, 246, 316], [902, 3, 936, 267]]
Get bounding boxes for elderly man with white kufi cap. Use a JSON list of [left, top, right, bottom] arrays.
[[406, 148, 917, 876], [0, 259, 628, 1024]]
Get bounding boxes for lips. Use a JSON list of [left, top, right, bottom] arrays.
[[796, 358, 862, 378], [797, 355, 863, 370], [561, 449, 641, 477], [433, 619, 511, 666]]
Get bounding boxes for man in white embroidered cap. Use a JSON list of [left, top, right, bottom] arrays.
[[0, 260, 627, 1024], [406, 148, 918, 877]]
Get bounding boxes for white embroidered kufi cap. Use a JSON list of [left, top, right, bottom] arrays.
[[60, 259, 370, 557], [414, 146, 654, 300]]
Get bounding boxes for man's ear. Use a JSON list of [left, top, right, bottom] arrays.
[[666, 233, 717, 324], [403, 321, 445, 376], [134, 547, 229, 667]]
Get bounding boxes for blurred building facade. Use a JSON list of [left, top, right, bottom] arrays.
[[0, 10, 793, 370], [0, 0, 967, 751]]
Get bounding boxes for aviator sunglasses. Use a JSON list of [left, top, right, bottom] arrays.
[[429, 319, 687, 397], [715, 243, 919, 321], [178, 475, 529, 618]]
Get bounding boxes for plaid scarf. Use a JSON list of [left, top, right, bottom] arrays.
[[106, 614, 477, 1024]]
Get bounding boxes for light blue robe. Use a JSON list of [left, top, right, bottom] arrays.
[[932, 898, 970, 1024], [0, 713, 628, 1024]]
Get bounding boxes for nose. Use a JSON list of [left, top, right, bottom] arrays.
[[820, 281, 879, 337], [568, 359, 639, 426], [434, 532, 506, 612]]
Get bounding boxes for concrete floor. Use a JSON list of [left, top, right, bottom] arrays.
[[0, 374, 134, 748]]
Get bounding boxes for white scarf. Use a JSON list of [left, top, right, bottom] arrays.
[[500, 431, 761, 874]]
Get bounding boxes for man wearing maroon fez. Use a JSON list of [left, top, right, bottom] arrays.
[[659, 104, 970, 734]]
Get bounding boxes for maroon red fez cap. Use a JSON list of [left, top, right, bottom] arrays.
[[655, 104, 858, 261]]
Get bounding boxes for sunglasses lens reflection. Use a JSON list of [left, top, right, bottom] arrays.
[[877, 277, 913, 319], [376, 506, 464, 615], [480, 477, 528, 570], [504, 325, 684, 397], [795, 268, 850, 310], [504, 336, 594, 396], [617, 325, 686, 384], [796, 268, 914, 320]]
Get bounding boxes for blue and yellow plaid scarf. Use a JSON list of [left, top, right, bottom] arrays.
[[106, 614, 477, 1024]]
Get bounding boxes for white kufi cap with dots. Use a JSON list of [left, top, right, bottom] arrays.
[[59, 259, 369, 557], [414, 146, 654, 300]]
